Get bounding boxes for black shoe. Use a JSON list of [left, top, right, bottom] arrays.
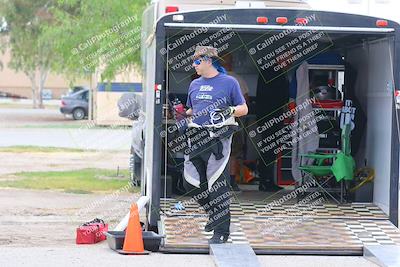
[[208, 232, 229, 244]]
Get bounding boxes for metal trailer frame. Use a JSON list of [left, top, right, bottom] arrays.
[[116, 4, 400, 234], [158, 247, 364, 256]]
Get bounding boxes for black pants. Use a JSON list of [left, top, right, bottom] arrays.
[[184, 155, 231, 235]]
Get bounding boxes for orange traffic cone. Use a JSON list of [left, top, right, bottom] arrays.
[[120, 203, 149, 255]]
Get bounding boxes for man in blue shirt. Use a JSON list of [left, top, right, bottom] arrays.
[[186, 50, 248, 125], [184, 46, 248, 244]]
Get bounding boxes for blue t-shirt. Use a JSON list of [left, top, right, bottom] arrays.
[[186, 73, 245, 126]]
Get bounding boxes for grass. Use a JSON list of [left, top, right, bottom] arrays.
[[0, 168, 138, 193], [0, 146, 92, 153]]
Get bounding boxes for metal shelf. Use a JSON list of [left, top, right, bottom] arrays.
[[308, 64, 345, 71]]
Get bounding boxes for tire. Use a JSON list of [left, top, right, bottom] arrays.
[[72, 108, 85, 120]]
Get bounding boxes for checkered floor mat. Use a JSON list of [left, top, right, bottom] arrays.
[[160, 199, 388, 219], [159, 199, 397, 254], [161, 215, 400, 253]]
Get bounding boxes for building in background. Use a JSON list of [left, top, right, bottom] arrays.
[[0, 48, 87, 99], [0, 47, 142, 100]]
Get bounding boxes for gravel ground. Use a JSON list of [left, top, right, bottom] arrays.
[[0, 188, 138, 248]]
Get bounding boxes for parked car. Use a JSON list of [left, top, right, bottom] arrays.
[[60, 89, 88, 120], [69, 86, 89, 94], [61, 86, 89, 98]]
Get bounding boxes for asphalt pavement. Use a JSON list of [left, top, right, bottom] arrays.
[[0, 245, 377, 267], [0, 108, 131, 150]]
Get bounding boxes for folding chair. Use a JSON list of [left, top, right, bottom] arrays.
[[298, 123, 355, 203]]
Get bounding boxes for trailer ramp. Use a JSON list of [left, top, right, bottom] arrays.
[[210, 244, 261, 267], [159, 200, 400, 255]]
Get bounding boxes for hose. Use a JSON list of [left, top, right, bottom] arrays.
[[349, 167, 375, 193]]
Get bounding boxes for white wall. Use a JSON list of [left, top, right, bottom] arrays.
[[348, 38, 394, 214], [367, 39, 394, 214]]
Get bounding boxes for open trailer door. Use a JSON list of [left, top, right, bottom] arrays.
[[146, 7, 400, 254]]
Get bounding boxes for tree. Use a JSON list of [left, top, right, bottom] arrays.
[[0, 17, 7, 70], [44, 0, 147, 82], [0, 0, 148, 108], [0, 0, 55, 108]]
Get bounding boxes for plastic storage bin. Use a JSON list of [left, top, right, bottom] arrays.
[[105, 231, 164, 252]]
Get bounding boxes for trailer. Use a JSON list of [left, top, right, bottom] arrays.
[[117, 0, 400, 255]]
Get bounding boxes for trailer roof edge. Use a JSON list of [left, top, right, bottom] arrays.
[[163, 23, 395, 33], [156, 7, 400, 27]]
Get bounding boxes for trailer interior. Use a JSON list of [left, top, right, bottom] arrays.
[[142, 10, 400, 254]]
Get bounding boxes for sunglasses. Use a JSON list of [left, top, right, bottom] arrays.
[[193, 56, 209, 66]]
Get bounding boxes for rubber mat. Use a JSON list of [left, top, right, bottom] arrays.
[[160, 215, 400, 254], [160, 200, 388, 219], [159, 200, 398, 254]]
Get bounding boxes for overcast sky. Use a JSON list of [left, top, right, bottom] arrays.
[[305, 0, 400, 22]]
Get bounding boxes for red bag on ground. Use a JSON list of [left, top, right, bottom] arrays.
[[76, 218, 108, 244]]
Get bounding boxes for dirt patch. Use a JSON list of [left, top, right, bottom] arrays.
[[0, 188, 139, 247]]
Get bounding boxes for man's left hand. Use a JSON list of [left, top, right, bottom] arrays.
[[215, 106, 235, 117]]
